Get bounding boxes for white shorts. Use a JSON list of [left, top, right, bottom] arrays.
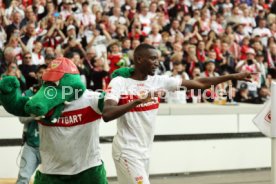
[[113, 155, 150, 184]]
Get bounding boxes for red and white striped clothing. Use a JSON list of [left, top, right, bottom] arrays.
[[38, 90, 102, 175], [105, 75, 182, 159]]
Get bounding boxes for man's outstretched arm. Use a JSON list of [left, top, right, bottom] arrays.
[[182, 72, 253, 90], [103, 100, 140, 122], [103, 94, 155, 122]]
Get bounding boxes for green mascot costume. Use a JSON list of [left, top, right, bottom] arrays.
[[0, 57, 107, 184]]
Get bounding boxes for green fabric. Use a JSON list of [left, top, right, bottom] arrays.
[[25, 74, 85, 117], [116, 54, 130, 67], [25, 121, 39, 147], [0, 76, 29, 116], [24, 89, 34, 97], [1, 73, 26, 85], [39, 103, 65, 124], [34, 163, 108, 184], [111, 67, 134, 79], [23, 89, 39, 147]]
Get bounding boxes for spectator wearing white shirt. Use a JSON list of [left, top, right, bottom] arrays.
[[148, 24, 162, 48], [75, 1, 96, 27], [148, 2, 157, 20], [234, 23, 246, 45], [31, 41, 45, 65], [109, 6, 127, 26], [139, 6, 152, 34], [240, 8, 256, 36], [253, 18, 272, 46], [270, 23, 276, 39], [235, 48, 261, 97], [198, 9, 211, 34], [60, 0, 74, 21], [211, 14, 225, 36], [5, 0, 25, 20], [87, 24, 112, 57], [227, 6, 241, 25], [267, 43, 276, 68], [169, 19, 184, 41], [222, 0, 233, 18], [165, 62, 189, 104], [21, 23, 37, 52]]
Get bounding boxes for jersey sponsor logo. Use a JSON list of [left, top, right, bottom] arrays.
[[119, 95, 159, 112], [39, 106, 101, 127]]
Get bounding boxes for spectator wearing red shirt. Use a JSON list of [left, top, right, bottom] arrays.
[[107, 41, 123, 75], [196, 40, 207, 63], [128, 21, 147, 40], [240, 37, 250, 60], [212, 39, 223, 62]]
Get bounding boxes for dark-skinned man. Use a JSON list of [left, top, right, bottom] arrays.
[[103, 44, 254, 184]]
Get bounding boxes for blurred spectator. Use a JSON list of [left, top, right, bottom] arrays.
[[267, 43, 276, 68], [0, 0, 275, 104], [31, 41, 45, 65], [252, 18, 272, 46], [1, 62, 26, 91], [19, 52, 37, 89], [201, 60, 219, 77], [165, 61, 189, 104], [234, 83, 254, 103], [149, 24, 162, 48], [21, 23, 37, 50], [107, 41, 124, 75], [5, 0, 24, 21], [70, 52, 88, 86], [87, 24, 112, 57], [75, 1, 96, 27], [253, 85, 271, 104], [5, 12, 22, 41], [44, 54, 56, 66], [87, 54, 110, 91], [236, 48, 261, 97], [20, 6, 34, 28]]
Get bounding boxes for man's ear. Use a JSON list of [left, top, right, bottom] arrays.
[[136, 56, 142, 64]]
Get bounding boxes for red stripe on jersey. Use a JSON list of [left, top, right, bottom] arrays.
[[119, 95, 160, 112], [39, 106, 101, 127]]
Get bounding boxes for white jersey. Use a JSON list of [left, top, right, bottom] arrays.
[[105, 75, 182, 159], [38, 90, 102, 175]]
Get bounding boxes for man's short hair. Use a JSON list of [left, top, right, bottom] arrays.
[[45, 54, 56, 60], [82, 1, 89, 6], [36, 64, 47, 73], [134, 43, 156, 59]]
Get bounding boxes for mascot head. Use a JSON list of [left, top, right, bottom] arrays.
[[24, 57, 86, 121]]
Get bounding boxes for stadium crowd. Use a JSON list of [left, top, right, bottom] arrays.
[[0, 0, 275, 104]]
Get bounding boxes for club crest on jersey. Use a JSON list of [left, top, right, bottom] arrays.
[[135, 176, 143, 184], [50, 60, 62, 69]]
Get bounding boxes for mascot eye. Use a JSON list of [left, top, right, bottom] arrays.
[[54, 81, 60, 86], [45, 81, 59, 87]]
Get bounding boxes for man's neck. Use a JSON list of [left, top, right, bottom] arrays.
[[131, 69, 148, 81]]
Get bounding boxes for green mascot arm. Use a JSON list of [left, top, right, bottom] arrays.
[[0, 76, 30, 116], [111, 67, 134, 79]]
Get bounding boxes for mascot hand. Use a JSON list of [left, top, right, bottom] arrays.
[[0, 76, 20, 94]]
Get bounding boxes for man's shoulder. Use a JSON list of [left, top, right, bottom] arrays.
[[81, 89, 102, 99], [110, 76, 125, 83]]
